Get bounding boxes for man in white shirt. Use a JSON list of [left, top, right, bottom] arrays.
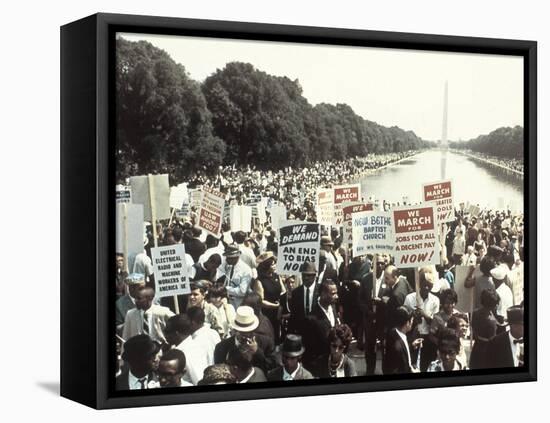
[[403, 267, 440, 371], [220, 244, 253, 309], [491, 264, 514, 321], [187, 306, 221, 366], [156, 349, 193, 388], [164, 314, 209, 385]]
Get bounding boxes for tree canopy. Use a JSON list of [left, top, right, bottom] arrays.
[[449, 126, 523, 159], [116, 38, 432, 181]]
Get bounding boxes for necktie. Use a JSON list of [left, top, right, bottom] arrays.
[[143, 312, 149, 335], [138, 377, 147, 389], [513, 338, 523, 344], [305, 287, 310, 314]]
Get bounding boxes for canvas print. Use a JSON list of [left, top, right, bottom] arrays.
[[114, 32, 525, 392]]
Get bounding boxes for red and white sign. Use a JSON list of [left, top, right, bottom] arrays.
[[343, 202, 374, 248], [198, 187, 226, 236], [423, 180, 454, 223], [392, 204, 440, 268], [333, 184, 361, 226]]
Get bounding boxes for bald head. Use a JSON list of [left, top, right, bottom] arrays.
[[383, 265, 400, 287]]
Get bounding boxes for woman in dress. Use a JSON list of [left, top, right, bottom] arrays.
[[469, 288, 499, 369], [252, 251, 286, 343], [312, 324, 357, 379]]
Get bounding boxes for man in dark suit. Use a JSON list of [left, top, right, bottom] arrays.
[[214, 305, 276, 373], [183, 226, 206, 263], [267, 334, 314, 381], [288, 262, 319, 336], [383, 265, 413, 330], [302, 279, 340, 369], [486, 306, 524, 368], [383, 307, 422, 374], [359, 255, 390, 374], [116, 334, 160, 390]]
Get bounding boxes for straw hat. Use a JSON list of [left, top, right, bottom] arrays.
[[230, 306, 259, 332]]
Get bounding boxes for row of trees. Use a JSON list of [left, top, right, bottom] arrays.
[[449, 126, 524, 159], [116, 38, 432, 182]]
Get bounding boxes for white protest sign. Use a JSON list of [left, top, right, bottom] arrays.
[[423, 180, 454, 223], [189, 188, 202, 209], [169, 183, 189, 209], [269, 205, 287, 230], [454, 265, 481, 313], [333, 184, 361, 227], [468, 204, 481, 218], [316, 188, 334, 226], [392, 204, 440, 268], [151, 244, 191, 298], [257, 201, 267, 224], [116, 203, 144, 272], [116, 185, 132, 204], [351, 210, 394, 257], [245, 192, 262, 205], [276, 221, 321, 275], [129, 174, 171, 221], [198, 187, 226, 236], [342, 202, 374, 249], [509, 264, 524, 305], [230, 205, 252, 233]]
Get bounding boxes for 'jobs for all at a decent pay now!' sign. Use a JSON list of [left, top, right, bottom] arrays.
[[392, 204, 440, 268]]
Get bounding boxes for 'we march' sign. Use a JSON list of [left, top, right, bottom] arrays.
[[392, 204, 440, 268]]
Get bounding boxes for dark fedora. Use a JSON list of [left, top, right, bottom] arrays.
[[122, 334, 161, 361], [507, 306, 524, 325], [299, 261, 317, 275], [282, 334, 306, 357], [223, 244, 241, 258]]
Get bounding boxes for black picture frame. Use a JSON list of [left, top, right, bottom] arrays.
[[60, 12, 537, 409]]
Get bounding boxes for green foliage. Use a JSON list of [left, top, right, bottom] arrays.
[[116, 39, 432, 180], [116, 37, 224, 182], [450, 126, 524, 159]]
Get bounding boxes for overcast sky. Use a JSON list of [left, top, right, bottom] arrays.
[[120, 32, 523, 141]]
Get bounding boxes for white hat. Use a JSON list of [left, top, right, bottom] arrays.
[[490, 264, 509, 281], [230, 306, 259, 332]]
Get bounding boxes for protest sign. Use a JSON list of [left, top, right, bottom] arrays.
[[257, 201, 267, 224], [392, 204, 440, 268], [151, 244, 191, 298], [276, 221, 320, 275], [269, 204, 287, 230], [230, 205, 252, 233], [116, 185, 132, 204], [316, 188, 334, 226], [509, 264, 524, 305], [468, 204, 481, 218], [423, 180, 454, 223], [129, 174, 171, 221], [169, 183, 189, 209], [198, 187, 226, 236], [351, 210, 393, 257], [189, 188, 202, 209], [333, 184, 361, 226], [454, 265, 482, 313], [116, 203, 144, 273], [342, 202, 373, 248], [245, 192, 262, 205]]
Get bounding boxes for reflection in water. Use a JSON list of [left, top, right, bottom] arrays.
[[354, 150, 523, 211]]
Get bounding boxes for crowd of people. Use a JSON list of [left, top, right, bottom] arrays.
[[452, 149, 524, 174], [114, 153, 525, 391]]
